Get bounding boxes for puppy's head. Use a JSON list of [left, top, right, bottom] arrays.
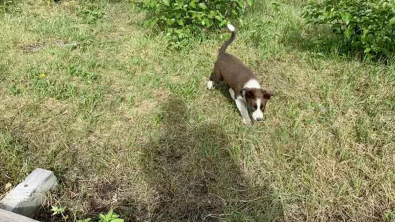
[[242, 88, 273, 122]]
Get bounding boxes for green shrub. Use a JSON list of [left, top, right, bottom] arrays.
[[302, 0, 395, 60], [140, 0, 253, 48], [0, 0, 15, 13]]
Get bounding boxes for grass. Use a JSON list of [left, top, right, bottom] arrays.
[[0, 0, 395, 221]]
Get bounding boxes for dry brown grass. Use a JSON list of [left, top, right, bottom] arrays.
[[0, 0, 395, 221]]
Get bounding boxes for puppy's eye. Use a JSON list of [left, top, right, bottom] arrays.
[[253, 104, 257, 110]]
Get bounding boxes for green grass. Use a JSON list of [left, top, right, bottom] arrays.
[[1, 0, 395, 221]]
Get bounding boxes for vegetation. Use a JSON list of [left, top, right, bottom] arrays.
[[140, 0, 253, 47], [0, 0, 394, 221], [303, 0, 395, 60], [51, 206, 124, 222]]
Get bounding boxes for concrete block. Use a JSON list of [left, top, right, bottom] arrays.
[[0, 168, 58, 218], [0, 208, 40, 222]]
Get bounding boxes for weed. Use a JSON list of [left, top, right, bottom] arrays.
[[98, 209, 123, 222], [78, 2, 105, 24], [51, 206, 69, 221]]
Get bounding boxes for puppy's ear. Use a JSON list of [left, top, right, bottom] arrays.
[[241, 88, 255, 99], [262, 89, 274, 100]]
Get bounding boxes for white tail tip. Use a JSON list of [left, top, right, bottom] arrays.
[[227, 24, 235, 32]]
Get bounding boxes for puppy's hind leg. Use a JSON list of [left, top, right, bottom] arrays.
[[229, 88, 235, 100], [207, 75, 215, 90], [207, 66, 222, 90]]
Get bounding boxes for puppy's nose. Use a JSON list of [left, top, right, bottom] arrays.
[[256, 118, 263, 121]]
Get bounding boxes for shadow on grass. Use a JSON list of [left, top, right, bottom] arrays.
[[213, 82, 242, 116], [216, 82, 234, 102], [122, 96, 284, 221]]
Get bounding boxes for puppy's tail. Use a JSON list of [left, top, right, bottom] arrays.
[[219, 24, 236, 57]]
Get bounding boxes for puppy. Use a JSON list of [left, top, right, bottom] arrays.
[[207, 24, 273, 125]]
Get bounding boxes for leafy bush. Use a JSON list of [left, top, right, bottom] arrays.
[[78, 1, 105, 24], [303, 0, 395, 60], [140, 0, 253, 48], [0, 0, 15, 13]]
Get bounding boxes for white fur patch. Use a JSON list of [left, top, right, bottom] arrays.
[[207, 80, 214, 89], [243, 79, 261, 89], [236, 95, 246, 103], [251, 98, 264, 121], [235, 96, 251, 124], [229, 88, 235, 100], [227, 24, 235, 32]]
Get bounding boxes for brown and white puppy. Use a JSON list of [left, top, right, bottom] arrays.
[[207, 24, 273, 124]]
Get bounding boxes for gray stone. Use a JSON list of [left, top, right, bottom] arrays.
[[0, 209, 40, 222], [0, 168, 58, 218]]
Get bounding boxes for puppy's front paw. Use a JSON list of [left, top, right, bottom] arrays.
[[242, 118, 252, 125]]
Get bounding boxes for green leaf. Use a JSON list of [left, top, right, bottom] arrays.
[[344, 28, 352, 39], [341, 12, 352, 25], [198, 3, 207, 9], [189, 1, 196, 8], [208, 11, 216, 18], [110, 219, 124, 222], [204, 18, 213, 27], [166, 19, 175, 25], [177, 19, 184, 26], [77, 219, 91, 222], [364, 48, 371, 53], [214, 15, 223, 21], [390, 17, 395, 25], [59, 207, 66, 213], [363, 28, 369, 36], [51, 206, 58, 212], [162, 0, 170, 6], [219, 20, 228, 27]]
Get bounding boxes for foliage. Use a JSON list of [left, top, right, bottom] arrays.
[[52, 206, 123, 222], [303, 0, 395, 60], [383, 205, 395, 222], [0, 0, 15, 13], [77, 219, 92, 222], [97, 209, 124, 222], [140, 0, 253, 48], [78, 3, 104, 24], [51, 206, 69, 221]]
